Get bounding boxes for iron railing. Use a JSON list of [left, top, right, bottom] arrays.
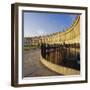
[[41, 43, 80, 70]]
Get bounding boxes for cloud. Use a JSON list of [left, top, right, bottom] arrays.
[[24, 28, 48, 37], [36, 29, 48, 36]]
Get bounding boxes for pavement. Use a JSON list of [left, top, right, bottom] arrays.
[[23, 48, 61, 77]]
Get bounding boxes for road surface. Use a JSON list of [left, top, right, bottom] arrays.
[[23, 48, 61, 77]]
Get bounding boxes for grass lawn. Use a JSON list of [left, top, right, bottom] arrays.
[[24, 45, 40, 51]]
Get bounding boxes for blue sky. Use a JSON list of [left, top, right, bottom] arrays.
[[24, 11, 78, 37]]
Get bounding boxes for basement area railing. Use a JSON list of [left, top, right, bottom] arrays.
[[41, 43, 80, 70]]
